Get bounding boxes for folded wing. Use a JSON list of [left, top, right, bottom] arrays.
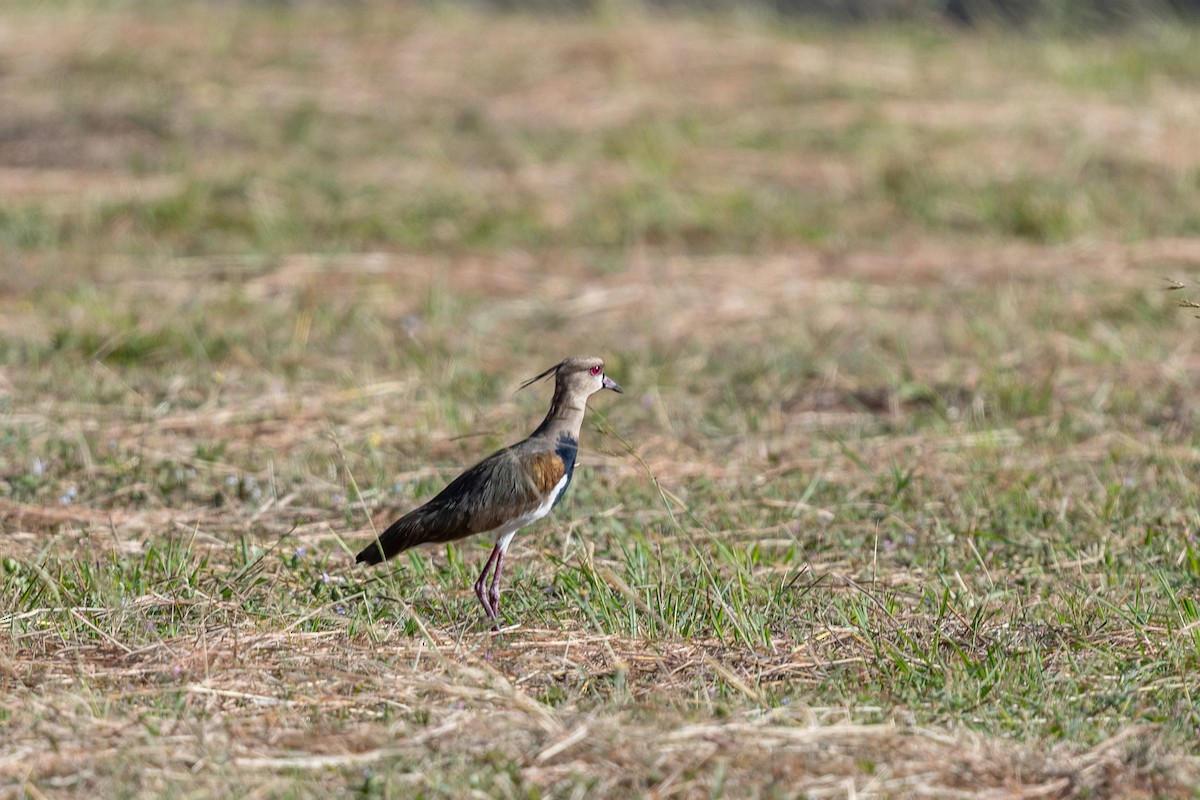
[[354, 443, 567, 564]]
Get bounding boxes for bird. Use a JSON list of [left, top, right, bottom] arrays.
[[355, 355, 623, 627]]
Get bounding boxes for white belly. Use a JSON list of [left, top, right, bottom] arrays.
[[493, 472, 569, 553]]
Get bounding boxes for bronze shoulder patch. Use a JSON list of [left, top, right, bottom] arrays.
[[522, 449, 566, 496]]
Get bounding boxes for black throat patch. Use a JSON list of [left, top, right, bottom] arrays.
[[552, 433, 578, 508]]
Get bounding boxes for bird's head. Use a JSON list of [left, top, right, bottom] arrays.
[[521, 355, 623, 399]]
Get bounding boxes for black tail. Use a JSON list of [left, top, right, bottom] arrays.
[[355, 502, 464, 565], [355, 539, 390, 565], [354, 515, 414, 565]]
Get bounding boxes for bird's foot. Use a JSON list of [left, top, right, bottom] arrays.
[[474, 577, 496, 621]]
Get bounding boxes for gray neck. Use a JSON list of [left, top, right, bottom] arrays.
[[531, 385, 587, 441]]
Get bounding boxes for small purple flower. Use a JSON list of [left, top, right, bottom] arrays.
[[295, 547, 307, 559]]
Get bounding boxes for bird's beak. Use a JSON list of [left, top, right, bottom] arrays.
[[602, 375, 623, 393]]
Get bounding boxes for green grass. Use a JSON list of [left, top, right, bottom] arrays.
[[3, 3, 1200, 797]]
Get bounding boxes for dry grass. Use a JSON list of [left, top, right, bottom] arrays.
[[3, 2, 1200, 797], [4, 619, 1196, 797]]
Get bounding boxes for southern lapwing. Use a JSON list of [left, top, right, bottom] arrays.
[[355, 356, 623, 626]]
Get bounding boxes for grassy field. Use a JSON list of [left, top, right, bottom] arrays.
[[3, 2, 1200, 797]]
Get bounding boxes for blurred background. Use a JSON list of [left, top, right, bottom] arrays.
[[4, 1, 1200, 794], [3, 0, 1200, 530]]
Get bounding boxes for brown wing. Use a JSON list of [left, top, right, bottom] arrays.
[[355, 442, 567, 564]]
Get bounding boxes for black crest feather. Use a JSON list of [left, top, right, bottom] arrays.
[[518, 360, 562, 392]]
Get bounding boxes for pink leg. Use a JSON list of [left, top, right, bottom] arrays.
[[474, 544, 501, 621], [488, 549, 506, 621]]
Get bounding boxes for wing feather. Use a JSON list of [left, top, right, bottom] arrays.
[[355, 443, 566, 564]]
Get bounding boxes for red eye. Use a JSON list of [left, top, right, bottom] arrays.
[[589, 365, 602, 376]]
